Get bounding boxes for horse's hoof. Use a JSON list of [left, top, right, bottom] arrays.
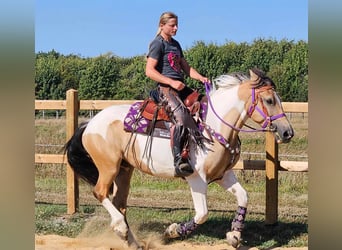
[[226, 230, 241, 248], [113, 229, 128, 242], [164, 223, 180, 238]]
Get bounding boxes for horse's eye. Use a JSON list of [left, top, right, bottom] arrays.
[[265, 98, 273, 105]]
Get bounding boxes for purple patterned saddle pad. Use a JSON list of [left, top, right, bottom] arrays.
[[123, 101, 171, 138], [123, 100, 208, 139]]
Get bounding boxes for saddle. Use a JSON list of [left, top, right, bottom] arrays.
[[140, 98, 169, 121], [141, 90, 201, 121], [124, 90, 208, 139]]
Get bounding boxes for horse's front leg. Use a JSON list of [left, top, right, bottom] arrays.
[[164, 174, 208, 239], [216, 169, 248, 248]]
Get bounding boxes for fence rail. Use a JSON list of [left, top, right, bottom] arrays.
[[35, 89, 308, 224]]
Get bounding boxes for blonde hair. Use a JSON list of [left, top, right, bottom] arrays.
[[156, 11, 178, 36]]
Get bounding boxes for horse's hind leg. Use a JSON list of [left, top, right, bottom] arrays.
[[215, 169, 248, 248], [94, 168, 129, 240], [83, 135, 129, 241], [112, 162, 133, 219], [112, 162, 142, 249]]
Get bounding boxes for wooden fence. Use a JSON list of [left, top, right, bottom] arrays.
[[35, 89, 308, 224]]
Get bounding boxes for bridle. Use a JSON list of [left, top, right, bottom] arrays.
[[247, 85, 286, 129], [204, 82, 286, 133]]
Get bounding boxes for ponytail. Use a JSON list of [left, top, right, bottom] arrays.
[[156, 27, 162, 37]]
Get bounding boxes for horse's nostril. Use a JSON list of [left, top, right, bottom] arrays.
[[284, 130, 294, 140]]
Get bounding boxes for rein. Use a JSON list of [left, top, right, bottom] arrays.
[[204, 82, 285, 133]]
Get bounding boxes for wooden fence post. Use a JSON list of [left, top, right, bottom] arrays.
[[265, 131, 278, 224], [66, 89, 79, 214]]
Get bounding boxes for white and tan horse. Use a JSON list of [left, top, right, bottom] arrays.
[[65, 68, 294, 249]]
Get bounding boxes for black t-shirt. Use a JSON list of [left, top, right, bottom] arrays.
[[147, 35, 185, 81]]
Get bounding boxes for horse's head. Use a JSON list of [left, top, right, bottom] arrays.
[[245, 68, 294, 143]]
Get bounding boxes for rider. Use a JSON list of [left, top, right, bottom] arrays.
[[145, 11, 210, 177]]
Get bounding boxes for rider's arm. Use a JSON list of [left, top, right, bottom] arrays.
[[180, 58, 210, 83], [146, 57, 185, 91]]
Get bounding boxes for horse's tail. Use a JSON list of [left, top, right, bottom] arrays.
[[64, 122, 99, 187]]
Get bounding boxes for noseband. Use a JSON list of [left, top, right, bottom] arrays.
[[247, 86, 286, 129], [204, 82, 286, 132]]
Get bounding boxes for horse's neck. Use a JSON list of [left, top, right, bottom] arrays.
[[206, 86, 247, 141]]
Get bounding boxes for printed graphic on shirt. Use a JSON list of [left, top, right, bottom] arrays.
[[168, 52, 181, 73]]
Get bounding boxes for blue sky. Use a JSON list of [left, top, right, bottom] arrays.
[[35, 0, 308, 58]]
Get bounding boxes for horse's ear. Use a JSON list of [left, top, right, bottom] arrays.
[[249, 69, 260, 83]]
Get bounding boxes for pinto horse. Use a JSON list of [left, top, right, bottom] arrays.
[[65, 68, 294, 249]]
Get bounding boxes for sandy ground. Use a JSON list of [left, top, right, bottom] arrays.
[[35, 234, 308, 250]]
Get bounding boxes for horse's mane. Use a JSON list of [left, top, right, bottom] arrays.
[[211, 68, 276, 94], [210, 72, 248, 95], [213, 72, 248, 89]]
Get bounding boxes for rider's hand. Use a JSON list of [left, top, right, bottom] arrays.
[[199, 76, 210, 84], [170, 80, 186, 91]]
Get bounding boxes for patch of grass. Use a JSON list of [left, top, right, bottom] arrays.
[[131, 172, 188, 191], [35, 204, 93, 237], [241, 220, 308, 249], [35, 177, 66, 193], [279, 171, 308, 194]]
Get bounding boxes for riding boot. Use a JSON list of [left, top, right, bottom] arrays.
[[172, 125, 194, 177]]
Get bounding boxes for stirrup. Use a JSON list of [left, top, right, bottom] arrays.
[[174, 161, 193, 177]]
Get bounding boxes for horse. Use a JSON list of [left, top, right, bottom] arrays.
[[65, 68, 294, 249]]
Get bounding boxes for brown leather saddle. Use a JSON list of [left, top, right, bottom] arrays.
[[141, 90, 202, 122], [123, 90, 207, 139]]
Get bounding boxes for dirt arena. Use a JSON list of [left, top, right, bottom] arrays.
[[35, 234, 308, 250]]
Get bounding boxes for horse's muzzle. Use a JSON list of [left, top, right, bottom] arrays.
[[272, 124, 294, 144]]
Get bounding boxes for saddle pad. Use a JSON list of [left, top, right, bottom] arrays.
[[123, 101, 171, 138]]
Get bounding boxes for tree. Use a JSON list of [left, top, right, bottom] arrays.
[[57, 55, 87, 99], [35, 51, 61, 99], [78, 53, 121, 100], [117, 56, 154, 100], [184, 41, 224, 90], [242, 38, 294, 75], [218, 41, 249, 73], [269, 40, 308, 102]]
